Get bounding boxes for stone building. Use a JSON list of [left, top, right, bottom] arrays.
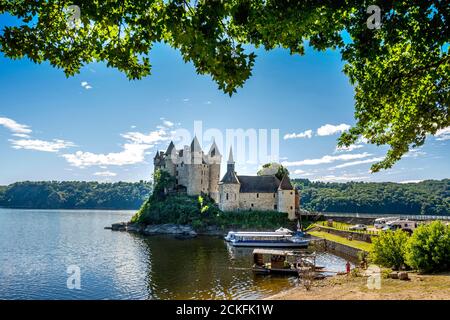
[[218, 148, 298, 220], [154, 137, 221, 202], [154, 139, 298, 220]]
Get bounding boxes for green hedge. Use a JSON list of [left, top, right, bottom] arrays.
[[369, 221, 450, 273]]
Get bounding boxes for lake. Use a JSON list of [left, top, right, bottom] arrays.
[[0, 208, 351, 300]]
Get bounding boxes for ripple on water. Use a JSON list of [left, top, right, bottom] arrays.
[[0, 209, 352, 300]]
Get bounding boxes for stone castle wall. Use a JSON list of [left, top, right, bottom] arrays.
[[277, 189, 296, 220], [218, 183, 240, 211], [238, 192, 277, 211]]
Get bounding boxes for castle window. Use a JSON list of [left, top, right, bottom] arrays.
[[176, 179, 178, 184], [251, 203, 254, 207], [290, 192, 293, 195], [235, 194, 236, 200], [274, 205, 277, 210], [256, 193, 259, 198], [226, 193, 229, 200], [290, 206, 293, 210], [201, 179, 203, 184]]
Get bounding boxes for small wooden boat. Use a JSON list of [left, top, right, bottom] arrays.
[[251, 249, 322, 277]]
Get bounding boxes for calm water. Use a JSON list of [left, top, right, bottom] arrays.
[[0, 208, 351, 300]]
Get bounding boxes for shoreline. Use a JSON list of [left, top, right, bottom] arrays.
[[264, 271, 450, 300]]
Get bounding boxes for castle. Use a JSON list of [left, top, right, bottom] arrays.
[[154, 138, 298, 220]]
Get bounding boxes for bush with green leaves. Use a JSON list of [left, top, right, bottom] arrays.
[[405, 221, 450, 273], [369, 229, 409, 270]]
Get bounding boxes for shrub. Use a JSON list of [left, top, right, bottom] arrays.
[[369, 229, 409, 270], [405, 221, 450, 273]]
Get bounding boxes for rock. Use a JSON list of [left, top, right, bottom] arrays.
[[143, 224, 197, 237], [389, 272, 399, 279], [111, 222, 127, 231], [398, 272, 409, 280], [126, 223, 143, 233]]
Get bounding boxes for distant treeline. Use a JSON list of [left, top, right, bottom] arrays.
[[0, 179, 449, 215], [0, 181, 152, 210], [292, 179, 449, 215]]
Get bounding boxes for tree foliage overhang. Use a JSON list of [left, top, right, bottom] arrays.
[[1, 0, 449, 171]]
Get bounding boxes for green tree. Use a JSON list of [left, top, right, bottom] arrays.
[[370, 229, 409, 270], [406, 221, 450, 273], [1, 1, 448, 170], [257, 162, 289, 180], [151, 169, 176, 200]]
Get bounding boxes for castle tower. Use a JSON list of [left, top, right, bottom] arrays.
[[163, 141, 177, 177], [277, 175, 296, 220], [207, 140, 222, 203], [187, 136, 205, 195], [218, 148, 240, 211]]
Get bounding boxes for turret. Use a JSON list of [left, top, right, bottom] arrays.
[[277, 175, 296, 220], [208, 140, 222, 203], [218, 147, 240, 211]]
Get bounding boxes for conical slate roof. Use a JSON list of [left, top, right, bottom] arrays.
[[227, 147, 234, 163], [165, 141, 175, 155], [208, 140, 221, 157], [278, 175, 294, 190], [191, 136, 202, 152], [220, 170, 240, 184]]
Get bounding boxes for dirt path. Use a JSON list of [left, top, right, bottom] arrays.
[[267, 272, 450, 300]]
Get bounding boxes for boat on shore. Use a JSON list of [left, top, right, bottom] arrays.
[[228, 232, 310, 248], [252, 249, 325, 277]]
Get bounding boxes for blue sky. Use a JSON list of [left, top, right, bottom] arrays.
[[1, 18, 449, 185]]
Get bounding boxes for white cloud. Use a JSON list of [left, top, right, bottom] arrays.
[[282, 152, 371, 167], [162, 120, 174, 128], [10, 139, 76, 152], [284, 130, 313, 140], [335, 144, 364, 152], [404, 148, 426, 158], [400, 180, 423, 184], [62, 143, 151, 167], [81, 81, 93, 90], [183, 98, 190, 102], [293, 169, 306, 174], [62, 121, 173, 168], [0, 117, 32, 134], [434, 127, 450, 141], [332, 157, 384, 169], [94, 171, 117, 177], [317, 123, 351, 136], [311, 174, 369, 182], [121, 128, 170, 145], [12, 133, 31, 138]]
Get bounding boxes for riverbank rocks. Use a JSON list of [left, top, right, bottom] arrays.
[[111, 222, 127, 231], [143, 224, 197, 237], [389, 272, 399, 279], [398, 272, 409, 280]]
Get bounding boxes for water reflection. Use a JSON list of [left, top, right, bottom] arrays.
[[0, 209, 352, 300]]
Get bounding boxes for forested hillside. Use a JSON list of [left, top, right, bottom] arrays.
[[0, 181, 152, 210], [293, 179, 449, 215], [0, 180, 448, 215]]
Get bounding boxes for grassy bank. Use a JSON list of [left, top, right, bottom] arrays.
[[267, 271, 450, 300], [309, 230, 373, 252]]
